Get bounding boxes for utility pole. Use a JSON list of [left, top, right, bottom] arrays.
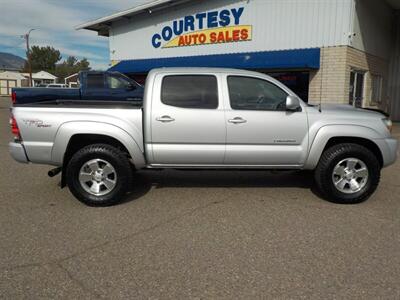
[[22, 29, 35, 87]]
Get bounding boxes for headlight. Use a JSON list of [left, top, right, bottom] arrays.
[[382, 118, 393, 133]]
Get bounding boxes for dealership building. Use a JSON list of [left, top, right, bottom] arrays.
[[78, 0, 400, 120]]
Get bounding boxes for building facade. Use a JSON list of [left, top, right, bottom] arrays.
[[0, 71, 28, 96], [64, 73, 79, 88], [21, 71, 58, 86], [78, 0, 400, 120]]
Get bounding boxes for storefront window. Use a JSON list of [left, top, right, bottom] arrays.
[[349, 70, 365, 108], [267, 71, 309, 102], [371, 74, 383, 105]]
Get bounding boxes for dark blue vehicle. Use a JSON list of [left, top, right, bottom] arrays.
[[12, 71, 144, 104]]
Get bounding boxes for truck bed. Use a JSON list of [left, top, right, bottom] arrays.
[[13, 87, 80, 104], [13, 99, 143, 108], [11, 103, 144, 166]]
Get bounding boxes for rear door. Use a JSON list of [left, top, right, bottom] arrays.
[[84, 73, 108, 100], [149, 74, 226, 165], [223, 75, 309, 166]]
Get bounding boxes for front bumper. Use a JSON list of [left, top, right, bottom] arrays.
[[380, 138, 398, 167], [9, 142, 29, 163]]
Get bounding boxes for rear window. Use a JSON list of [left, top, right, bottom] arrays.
[[87, 74, 105, 89], [161, 75, 218, 109]]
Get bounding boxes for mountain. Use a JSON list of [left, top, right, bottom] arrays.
[[0, 52, 26, 71]]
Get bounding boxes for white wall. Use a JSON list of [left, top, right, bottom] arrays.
[[109, 0, 354, 61], [0, 71, 25, 87]]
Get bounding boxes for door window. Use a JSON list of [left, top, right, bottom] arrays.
[[161, 75, 218, 109], [227, 76, 287, 111], [107, 75, 132, 89]]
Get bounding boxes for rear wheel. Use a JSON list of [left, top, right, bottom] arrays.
[[66, 144, 132, 206], [314, 143, 380, 204]]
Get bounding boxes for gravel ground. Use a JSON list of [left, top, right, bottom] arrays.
[[1, 97, 399, 299]]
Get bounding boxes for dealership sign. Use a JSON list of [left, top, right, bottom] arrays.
[[151, 7, 252, 48]]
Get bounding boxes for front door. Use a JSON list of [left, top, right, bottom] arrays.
[[349, 70, 365, 108], [150, 74, 226, 165], [106, 73, 143, 101], [224, 75, 309, 166]]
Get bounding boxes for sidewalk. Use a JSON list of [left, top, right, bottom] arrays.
[[0, 96, 11, 109]]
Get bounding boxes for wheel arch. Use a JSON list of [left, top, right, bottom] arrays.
[[323, 137, 383, 167], [51, 122, 145, 186], [304, 125, 384, 169]]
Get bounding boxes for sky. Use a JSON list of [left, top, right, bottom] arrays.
[[0, 0, 152, 70]]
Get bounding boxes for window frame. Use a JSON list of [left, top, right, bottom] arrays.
[[160, 74, 219, 110], [226, 75, 289, 111]]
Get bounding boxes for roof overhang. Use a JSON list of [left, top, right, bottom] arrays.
[[75, 0, 193, 36], [64, 73, 78, 80], [109, 48, 321, 74]]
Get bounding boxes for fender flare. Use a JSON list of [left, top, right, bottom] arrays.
[[304, 125, 382, 169], [51, 121, 146, 169]]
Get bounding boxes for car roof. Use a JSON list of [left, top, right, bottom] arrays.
[[148, 67, 277, 79], [150, 67, 258, 74]]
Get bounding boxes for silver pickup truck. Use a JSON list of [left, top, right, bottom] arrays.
[[9, 68, 398, 206]]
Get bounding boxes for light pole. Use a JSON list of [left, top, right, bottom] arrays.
[[22, 29, 35, 87]]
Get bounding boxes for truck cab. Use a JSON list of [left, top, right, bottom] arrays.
[[81, 71, 143, 101]]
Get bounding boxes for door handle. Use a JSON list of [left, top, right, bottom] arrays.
[[228, 117, 247, 124], [156, 115, 175, 123]]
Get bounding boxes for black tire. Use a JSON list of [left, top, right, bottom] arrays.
[[66, 144, 132, 206], [314, 143, 380, 204]]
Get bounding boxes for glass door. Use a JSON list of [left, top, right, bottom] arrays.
[[349, 70, 365, 108]]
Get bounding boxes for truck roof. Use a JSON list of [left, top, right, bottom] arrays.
[[146, 67, 298, 98], [79, 70, 122, 75], [148, 67, 272, 77]]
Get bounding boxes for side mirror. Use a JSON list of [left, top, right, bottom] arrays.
[[126, 83, 136, 91], [286, 95, 301, 111]]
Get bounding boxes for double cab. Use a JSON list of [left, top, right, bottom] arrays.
[[9, 68, 398, 206]]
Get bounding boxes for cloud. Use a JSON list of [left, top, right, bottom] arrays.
[[0, 0, 151, 68]]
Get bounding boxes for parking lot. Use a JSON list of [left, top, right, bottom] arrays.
[[1, 97, 399, 299]]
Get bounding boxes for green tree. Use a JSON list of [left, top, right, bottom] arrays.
[[76, 58, 90, 70], [66, 56, 78, 67], [24, 46, 61, 73], [54, 56, 91, 81]]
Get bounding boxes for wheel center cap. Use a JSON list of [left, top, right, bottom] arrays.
[[344, 169, 354, 180], [93, 172, 103, 182]]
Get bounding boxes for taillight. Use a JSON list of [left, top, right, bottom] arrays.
[[11, 91, 16, 104], [10, 116, 21, 140]]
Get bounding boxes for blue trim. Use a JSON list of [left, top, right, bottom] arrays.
[[109, 48, 320, 73]]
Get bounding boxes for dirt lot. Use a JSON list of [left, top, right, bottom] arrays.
[[1, 97, 399, 299]]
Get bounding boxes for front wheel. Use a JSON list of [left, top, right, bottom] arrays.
[[314, 143, 381, 204], [66, 144, 133, 206]]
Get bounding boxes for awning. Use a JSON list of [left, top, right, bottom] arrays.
[[109, 48, 320, 74]]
